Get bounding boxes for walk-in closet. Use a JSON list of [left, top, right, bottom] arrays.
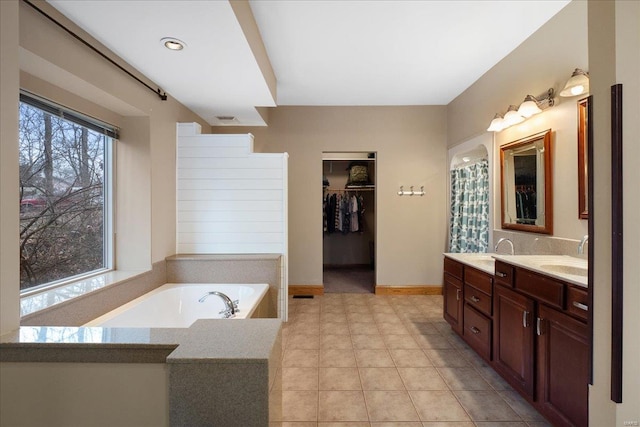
[[322, 152, 376, 293]]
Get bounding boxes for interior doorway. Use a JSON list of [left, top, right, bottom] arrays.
[[322, 152, 376, 293]]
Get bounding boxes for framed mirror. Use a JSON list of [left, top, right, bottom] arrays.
[[500, 129, 553, 234], [578, 96, 591, 219]]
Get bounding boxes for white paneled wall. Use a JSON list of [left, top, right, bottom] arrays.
[[176, 123, 288, 319]]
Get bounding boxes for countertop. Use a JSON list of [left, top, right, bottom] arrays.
[[0, 319, 282, 364], [444, 253, 588, 288]]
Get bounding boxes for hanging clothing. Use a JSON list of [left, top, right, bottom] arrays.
[[350, 195, 359, 232]]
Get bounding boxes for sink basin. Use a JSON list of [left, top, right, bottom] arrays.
[[539, 264, 588, 277]]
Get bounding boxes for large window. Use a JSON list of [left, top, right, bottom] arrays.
[[19, 93, 116, 292]]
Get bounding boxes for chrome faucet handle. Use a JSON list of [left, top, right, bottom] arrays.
[[219, 308, 236, 319], [232, 299, 239, 309]]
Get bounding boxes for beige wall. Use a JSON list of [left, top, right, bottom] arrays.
[[589, 1, 640, 426], [0, 0, 208, 334], [214, 106, 448, 287]]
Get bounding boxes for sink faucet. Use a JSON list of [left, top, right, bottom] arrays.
[[494, 238, 515, 255], [199, 291, 238, 318], [578, 235, 589, 254]]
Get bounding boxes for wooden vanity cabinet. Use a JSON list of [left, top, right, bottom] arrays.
[[493, 284, 536, 397], [443, 258, 464, 334], [462, 267, 493, 360], [537, 304, 589, 427]]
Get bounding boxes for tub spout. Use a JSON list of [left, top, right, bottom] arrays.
[[199, 291, 238, 318]]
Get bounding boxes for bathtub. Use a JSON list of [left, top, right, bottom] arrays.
[[85, 283, 269, 328]]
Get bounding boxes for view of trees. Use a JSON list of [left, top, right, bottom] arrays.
[[19, 102, 108, 290]]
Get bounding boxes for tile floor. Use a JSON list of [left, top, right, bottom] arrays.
[[271, 293, 552, 427]]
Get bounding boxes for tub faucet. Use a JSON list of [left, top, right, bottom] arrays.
[[199, 291, 238, 318], [578, 235, 589, 255], [494, 238, 515, 255]]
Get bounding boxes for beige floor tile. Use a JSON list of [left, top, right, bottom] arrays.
[[348, 305, 372, 314], [423, 349, 471, 367], [499, 390, 547, 422], [295, 313, 321, 324], [371, 423, 422, 427], [321, 305, 346, 314], [364, 390, 420, 422], [377, 323, 411, 335], [383, 334, 420, 349], [319, 367, 362, 390], [347, 313, 376, 324], [283, 349, 319, 368], [349, 322, 380, 335], [318, 423, 371, 427], [372, 313, 403, 323], [318, 391, 369, 422], [453, 390, 521, 422], [398, 367, 448, 391], [321, 313, 349, 324], [409, 390, 471, 422], [354, 349, 395, 367], [359, 367, 405, 390], [278, 423, 318, 427], [352, 334, 387, 349], [298, 305, 321, 314], [320, 322, 351, 335], [403, 321, 440, 335], [388, 349, 433, 367], [287, 334, 321, 350], [282, 390, 318, 422], [320, 348, 358, 367], [282, 367, 319, 390], [413, 334, 454, 350], [437, 367, 493, 390], [419, 423, 475, 427], [476, 366, 514, 391], [321, 334, 353, 349]]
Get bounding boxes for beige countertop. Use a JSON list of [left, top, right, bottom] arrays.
[[444, 253, 588, 288]]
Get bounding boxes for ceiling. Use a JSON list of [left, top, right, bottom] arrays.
[[48, 0, 570, 126]]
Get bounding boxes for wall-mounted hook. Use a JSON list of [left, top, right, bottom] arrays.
[[398, 185, 404, 196]]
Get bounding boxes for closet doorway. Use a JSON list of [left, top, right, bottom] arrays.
[[323, 152, 376, 293]]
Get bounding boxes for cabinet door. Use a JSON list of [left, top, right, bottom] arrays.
[[443, 273, 463, 334], [493, 285, 535, 397], [537, 305, 589, 427]]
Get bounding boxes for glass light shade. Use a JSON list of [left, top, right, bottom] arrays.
[[487, 114, 504, 132], [503, 105, 525, 127], [518, 96, 542, 118], [560, 68, 589, 97]]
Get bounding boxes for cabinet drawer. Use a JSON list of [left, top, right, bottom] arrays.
[[494, 261, 514, 287], [515, 269, 564, 309], [444, 257, 464, 280], [567, 286, 589, 321], [465, 267, 493, 295], [463, 304, 492, 360], [464, 284, 492, 316]]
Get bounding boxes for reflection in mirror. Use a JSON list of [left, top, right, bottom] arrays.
[[500, 129, 552, 234], [578, 96, 590, 219]]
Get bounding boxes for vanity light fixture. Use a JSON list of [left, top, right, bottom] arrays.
[[487, 113, 504, 132], [503, 105, 525, 127], [161, 37, 186, 51], [488, 88, 555, 132], [560, 68, 589, 97]]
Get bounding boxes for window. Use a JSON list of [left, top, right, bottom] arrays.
[[19, 92, 116, 293]]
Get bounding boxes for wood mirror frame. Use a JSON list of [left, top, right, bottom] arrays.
[[578, 96, 591, 219], [500, 129, 553, 234]]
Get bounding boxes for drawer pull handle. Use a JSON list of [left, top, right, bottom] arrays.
[[523, 310, 529, 328], [573, 301, 589, 311], [496, 271, 507, 278], [536, 317, 544, 336], [456, 289, 461, 301], [470, 295, 480, 303], [470, 326, 481, 334]]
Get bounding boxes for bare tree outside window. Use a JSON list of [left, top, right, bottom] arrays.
[[19, 102, 110, 290]]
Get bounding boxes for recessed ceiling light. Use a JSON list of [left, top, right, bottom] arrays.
[[161, 37, 186, 51]]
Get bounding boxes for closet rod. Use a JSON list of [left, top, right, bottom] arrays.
[[324, 188, 375, 192]]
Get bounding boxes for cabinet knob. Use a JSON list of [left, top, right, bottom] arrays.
[[470, 326, 481, 334], [470, 295, 480, 303], [496, 271, 507, 278]]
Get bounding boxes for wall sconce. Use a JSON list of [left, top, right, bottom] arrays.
[[487, 88, 555, 132], [560, 68, 589, 97]]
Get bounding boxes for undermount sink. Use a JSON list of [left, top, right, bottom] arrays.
[[538, 264, 588, 277]]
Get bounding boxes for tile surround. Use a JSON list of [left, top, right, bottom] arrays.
[[277, 293, 553, 427]]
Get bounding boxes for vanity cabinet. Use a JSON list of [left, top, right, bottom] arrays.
[[493, 265, 589, 427], [443, 258, 464, 334]]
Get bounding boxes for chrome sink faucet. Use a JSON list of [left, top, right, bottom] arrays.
[[494, 238, 515, 255], [578, 235, 589, 254], [199, 291, 239, 318]]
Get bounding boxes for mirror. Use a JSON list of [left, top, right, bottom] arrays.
[[500, 129, 553, 234], [578, 96, 591, 219]]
